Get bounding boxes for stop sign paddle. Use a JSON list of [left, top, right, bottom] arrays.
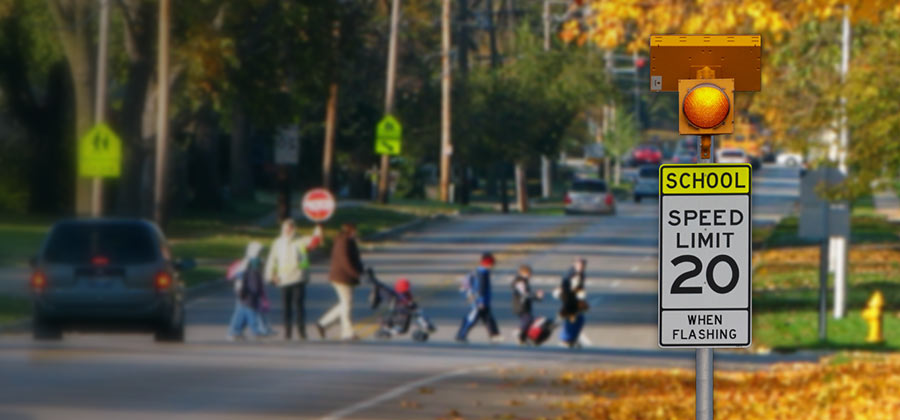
[[302, 188, 336, 223]]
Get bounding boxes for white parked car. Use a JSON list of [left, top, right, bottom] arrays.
[[633, 165, 660, 203], [716, 148, 750, 164], [776, 152, 804, 167], [564, 179, 616, 215]]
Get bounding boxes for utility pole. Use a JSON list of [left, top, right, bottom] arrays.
[[377, 0, 401, 204], [322, 20, 341, 190], [540, 0, 552, 200], [153, 0, 171, 225], [832, 3, 851, 319], [439, 0, 452, 202], [91, 0, 110, 217], [457, 0, 471, 205]]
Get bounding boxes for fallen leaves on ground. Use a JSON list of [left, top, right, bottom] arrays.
[[557, 354, 900, 420]]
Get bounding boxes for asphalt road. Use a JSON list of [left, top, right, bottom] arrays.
[[0, 164, 802, 419]]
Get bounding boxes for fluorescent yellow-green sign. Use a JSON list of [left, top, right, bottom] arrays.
[[374, 115, 402, 155], [78, 123, 122, 178], [660, 164, 751, 195]]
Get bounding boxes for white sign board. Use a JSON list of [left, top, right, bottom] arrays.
[[275, 125, 300, 165], [658, 164, 752, 348]]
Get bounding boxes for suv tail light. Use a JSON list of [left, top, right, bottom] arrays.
[[155, 272, 173, 291], [30, 271, 47, 293], [605, 193, 614, 206], [564, 193, 572, 205]]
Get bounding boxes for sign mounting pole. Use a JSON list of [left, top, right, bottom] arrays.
[[92, 0, 110, 217], [696, 136, 714, 420]]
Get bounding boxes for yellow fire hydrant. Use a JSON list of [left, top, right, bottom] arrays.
[[861, 290, 884, 343]]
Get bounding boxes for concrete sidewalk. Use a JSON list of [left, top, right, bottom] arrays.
[[874, 189, 900, 222]]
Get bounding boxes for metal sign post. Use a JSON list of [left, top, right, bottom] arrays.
[[697, 138, 714, 420]]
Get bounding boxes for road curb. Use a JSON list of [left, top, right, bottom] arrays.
[[363, 214, 451, 242]]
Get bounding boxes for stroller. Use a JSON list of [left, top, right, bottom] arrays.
[[367, 268, 436, 342]]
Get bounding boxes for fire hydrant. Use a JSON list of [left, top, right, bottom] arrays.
[[861, 290, 884, 343]]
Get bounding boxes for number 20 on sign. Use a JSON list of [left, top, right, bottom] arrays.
[[658, 164, 752, 348]]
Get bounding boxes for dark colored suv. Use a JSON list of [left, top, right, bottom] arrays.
[[29, 219, 192, 342]]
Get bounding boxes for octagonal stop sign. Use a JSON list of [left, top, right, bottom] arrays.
[[302, 188, 336, 223]]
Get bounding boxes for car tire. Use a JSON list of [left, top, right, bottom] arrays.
[[32, 318, 62, 341], [634, 195, 642, 203], [154, 316, 185, 343]]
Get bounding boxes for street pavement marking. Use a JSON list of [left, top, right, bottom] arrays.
[[629, 265, 638, 272], [319, 365, 494, 420]]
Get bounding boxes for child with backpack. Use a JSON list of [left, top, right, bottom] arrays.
[[511, 265, 546, 345], [227, 242, 275, 341], [555, 258, 589, 348]]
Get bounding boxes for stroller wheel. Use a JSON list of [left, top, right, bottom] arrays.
[[411, 330, 429, 342]]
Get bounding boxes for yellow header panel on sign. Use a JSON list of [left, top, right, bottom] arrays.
[[660, 164, 751, 195]]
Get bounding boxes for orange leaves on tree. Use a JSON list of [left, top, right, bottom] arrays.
[[561, 0, 898, 51]]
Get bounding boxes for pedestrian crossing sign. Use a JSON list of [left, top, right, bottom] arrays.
[[78, 123, 122, 178], [375, 115, 402, 155]]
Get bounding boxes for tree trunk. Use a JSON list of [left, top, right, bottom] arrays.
[[515, 162, 528, 213], [499, 164, 509, 213], [0, 8, 71, 213], [614, 159, 621, 186], [190, 106, 223, 210], [604, 156, 611, 181], [230, 103, 253, 199], [47, 0, 95, 216], [322, 81, 338, 190], [276, 165, 291, 221], [114, 0, 155, 217]]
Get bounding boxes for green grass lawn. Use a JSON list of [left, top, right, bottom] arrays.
[[0, 295, 30, 325], [168, 205, 420, 261], [752, 252, 900, 351], [180, 266, 226, 288], [753, 310, 900, 351], [0, 216, 53, 266]]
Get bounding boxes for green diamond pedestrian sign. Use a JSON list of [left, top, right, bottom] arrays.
[[375, 115, 402, 155], [78, 123, 122, 178]]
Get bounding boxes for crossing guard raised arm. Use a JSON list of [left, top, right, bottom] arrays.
[[650, 34, 762, 420]]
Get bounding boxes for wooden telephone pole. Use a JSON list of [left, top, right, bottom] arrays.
[[377, 0, 401, 203], [153, 0, 171, 225], [439, 0, 452, 202], [91, 0, 110, 217]]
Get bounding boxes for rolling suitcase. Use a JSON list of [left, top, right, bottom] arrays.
[[526, 316, 554, 345]]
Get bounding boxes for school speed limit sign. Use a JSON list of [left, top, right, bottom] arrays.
[[658, 164, 752, 348]]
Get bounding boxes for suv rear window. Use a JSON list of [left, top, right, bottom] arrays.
[[639, 167, 659, 178], [571, 180, 607, 193], [44, 223, 159, 264]]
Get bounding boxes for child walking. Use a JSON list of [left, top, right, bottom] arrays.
[[227, 242, 274, 340]]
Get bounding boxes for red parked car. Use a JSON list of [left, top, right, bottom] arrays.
[[630, 145, 662, 166]]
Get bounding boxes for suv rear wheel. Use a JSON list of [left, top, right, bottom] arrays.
[[154, 321, 184, 342], [33, 318, 62, 341], [154, 309, 185, 342]]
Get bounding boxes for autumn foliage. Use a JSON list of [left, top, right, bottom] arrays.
[[558, 354, 900, 420], [559, 0, 900, 51]]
